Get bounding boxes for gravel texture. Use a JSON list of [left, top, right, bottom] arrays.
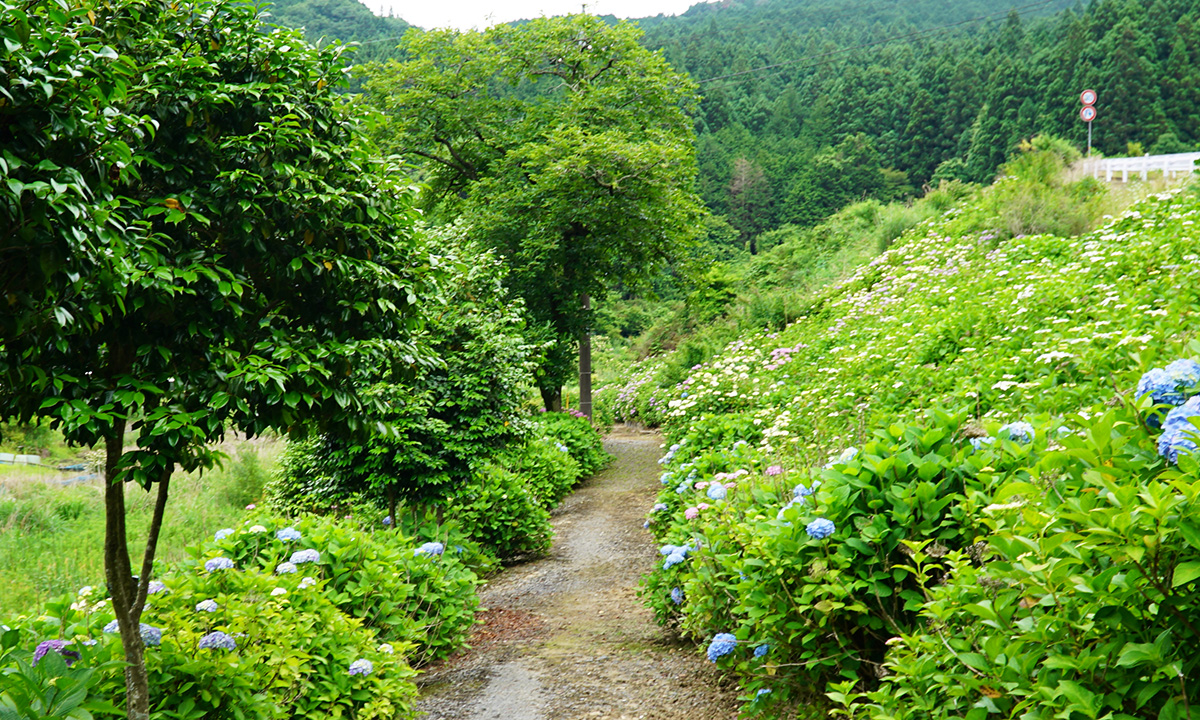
[[416, 427, 742, 720]]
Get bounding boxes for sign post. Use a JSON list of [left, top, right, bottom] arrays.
[[1080, 89, 1097, 156]]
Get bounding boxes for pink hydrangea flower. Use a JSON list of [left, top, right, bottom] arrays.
[[698, 503, 710, 511], [765, 465, 783, 476], [685, 506, 700, 520], [694, 481, 710, 489]]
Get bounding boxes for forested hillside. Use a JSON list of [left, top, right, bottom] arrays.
[[643, 0, 1200, 240], [265, 0, 409, 62]]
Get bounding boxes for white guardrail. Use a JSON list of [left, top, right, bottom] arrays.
[[1073, 151, 1200, 182]]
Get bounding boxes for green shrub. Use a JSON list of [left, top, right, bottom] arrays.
[[198, 513, 480, 664], [500, 436, 581, 510], [832, 404, 1200, 720], [448, 462, 553, 561], [533, 411, 612, 477]]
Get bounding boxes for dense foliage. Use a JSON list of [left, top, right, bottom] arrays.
[[0, 0, 434, 714], [600, 155, 1200, 714]]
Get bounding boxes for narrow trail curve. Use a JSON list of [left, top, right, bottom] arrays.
[[416, 427, 742, 720]]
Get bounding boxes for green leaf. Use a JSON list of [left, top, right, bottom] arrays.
[[1171, 560, 1200, 587]]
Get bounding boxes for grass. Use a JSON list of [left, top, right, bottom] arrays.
[[0, 438, 281, 615]]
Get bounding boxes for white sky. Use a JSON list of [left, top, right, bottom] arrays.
[[376, 0, 704, 31]]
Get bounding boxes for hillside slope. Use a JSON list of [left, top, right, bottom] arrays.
[[599, 173, 1200, 716]]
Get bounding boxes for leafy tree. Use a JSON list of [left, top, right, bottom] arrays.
[[727, 157, 773, 254], [363, 15, 705, 410], [0, 1, 431, 717], [272, 229, 537, 521]]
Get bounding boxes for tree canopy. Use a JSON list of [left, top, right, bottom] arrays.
[[363, 15, 706, 408]]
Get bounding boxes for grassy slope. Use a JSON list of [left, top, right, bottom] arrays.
[[602, 179, 1200, 451]]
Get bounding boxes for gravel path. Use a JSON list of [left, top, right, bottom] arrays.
[[415, 427, 742, 720]]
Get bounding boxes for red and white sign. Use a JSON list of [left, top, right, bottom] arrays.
[[1080, 89, 1097, 106], [1080, 105, 1097, 122]]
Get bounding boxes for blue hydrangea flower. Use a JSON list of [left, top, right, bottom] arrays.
[[382, 516, 393, 526], [823, 447, 858, 469], [663, 552, 686, 570], [755, 688, 772, 699], [652, 503, 668, 513], [103, 620, 119, 634], [1165, 359, 1200, 388], [276, 561, 298, 575], [555, 442, 570, 453], [198, 631, 237, 651], [660, 472, 674, 486], [214, 528, 234, 541], [805, 518, 836, 539], [674, 480, 691, 494], [706, 483, 727, 501], [706, 633, 737, 662], [195, 599, 219, 613], [414, 541, 445, 557], [290, 549, 320, 564], [204, 557, 234, 572], [969, 436, 996, 451], [299, 576, 317, 589], [1000, 422, 1034, 444], [793, 483, 814, 499], [754, 643, 770, 658], [348, 659, 373, 676], [147, 580, 167, 595], [1158, 396, 1200, 464], [33, 640, 80, 667], [670, 587, 684, 605], [276, 527, 302, 542]]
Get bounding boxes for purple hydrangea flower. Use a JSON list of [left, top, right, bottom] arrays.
[[204, 557, 234, 572], [105, 622, 162, 646], [198, 631, 237, 651], [275, 562, 298, 575], [214, 528, 234, 541], [195, 599, 218, 613], [32, 640, 80, 667], [348, 658, 373, 676], [276, 527, 302, 542], [652, 503, 668, 513], [414, 542, 445, 557], [706, 633, 737, 662], [147, 580, 167, 595], [805, 518, 836, 540], [1159, 396, 1200, 464], [382, 516, 393, 526], [290, 549, 320, 565]]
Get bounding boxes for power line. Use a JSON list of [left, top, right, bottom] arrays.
[[696, 0, 1060, 86]]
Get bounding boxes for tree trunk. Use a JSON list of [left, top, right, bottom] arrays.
[[578, 294, 592, 420], [540, 386, 562, 412], [103, 418, 151, 720]]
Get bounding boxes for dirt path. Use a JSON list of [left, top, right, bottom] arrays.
[[416, 427, 742, 720]]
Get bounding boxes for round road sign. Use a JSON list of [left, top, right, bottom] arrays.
[[1080, 105, 1097, 122], [1080, 89, 1097, 106]]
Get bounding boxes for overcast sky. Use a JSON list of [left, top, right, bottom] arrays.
[[376, 0, 704, 31]]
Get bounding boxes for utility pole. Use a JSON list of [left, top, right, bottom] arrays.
[[579, 294, 592, 420]]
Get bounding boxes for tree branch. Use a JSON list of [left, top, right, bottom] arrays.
[[133, 465, 172, 618]]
